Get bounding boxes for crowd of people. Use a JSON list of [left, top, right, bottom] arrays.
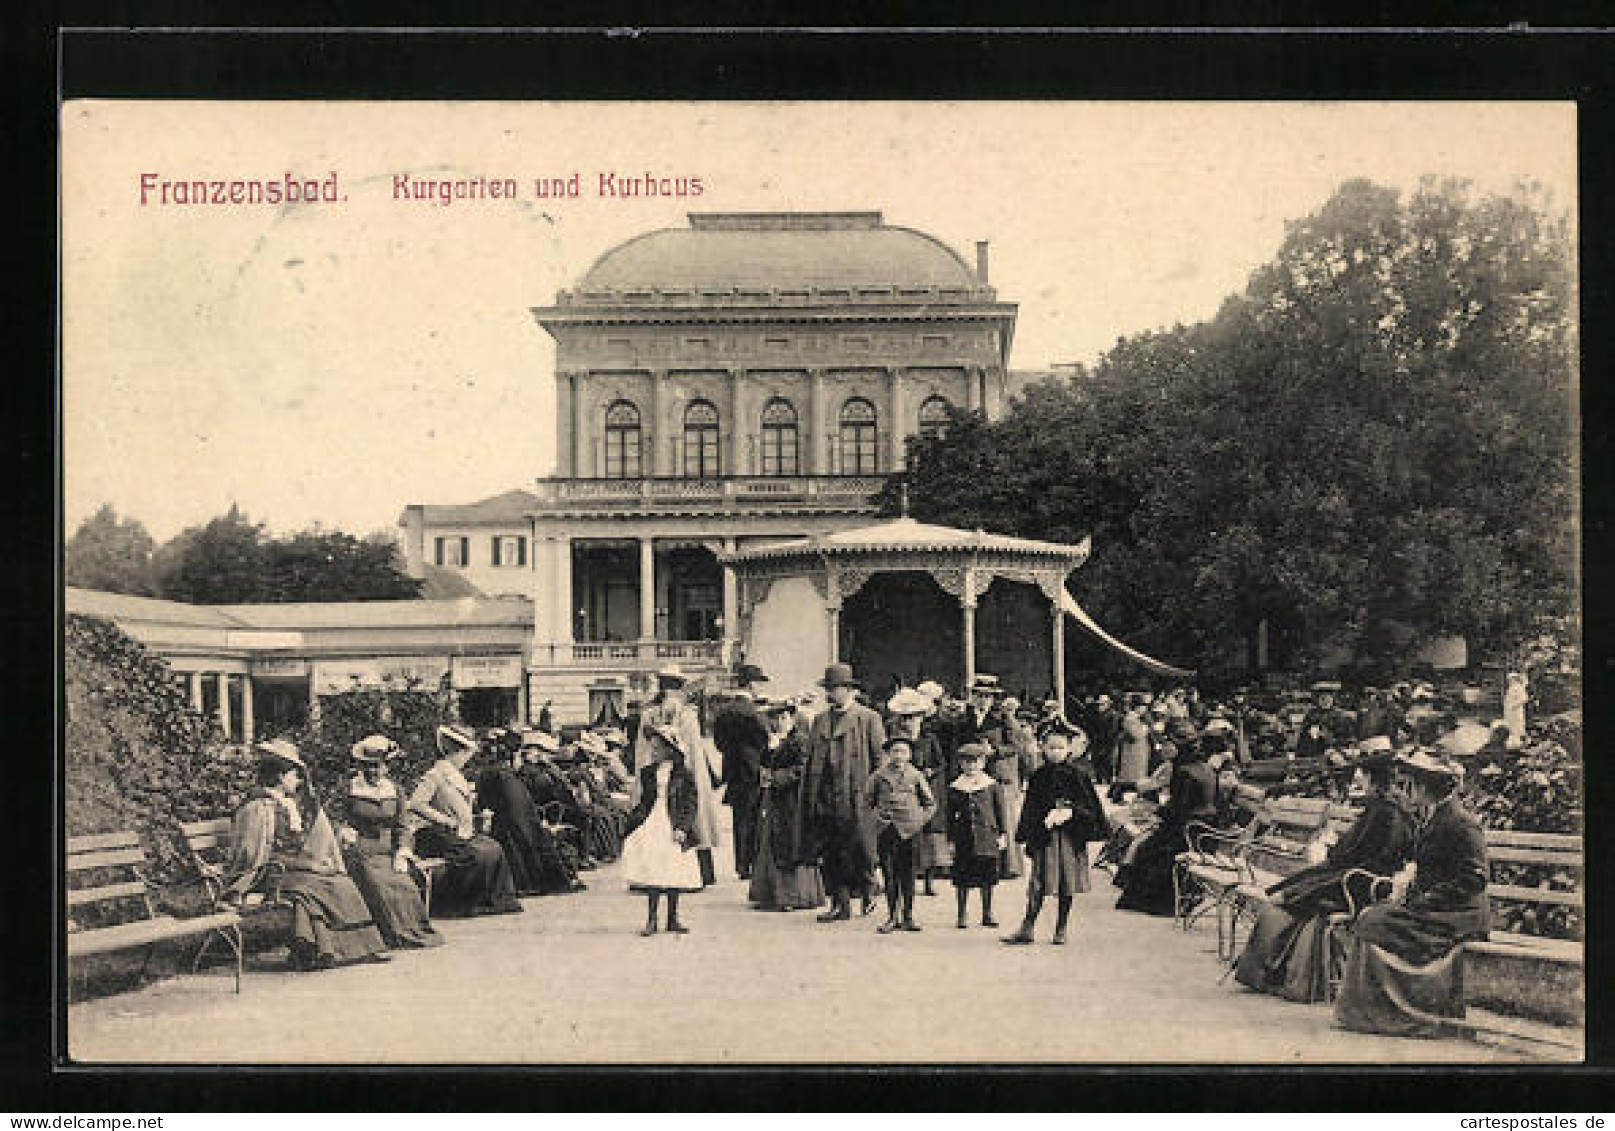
[[217, 662, 1529, 1042]]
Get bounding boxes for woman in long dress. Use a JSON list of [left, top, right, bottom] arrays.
[[1116, 719, 1218, 916], [227, 740, 392, 970], [476, 731, 583, 896], [749, 698, 827, 911], [1114, 699, 1153, 797], [621, 723, 704, 935], [407, 725, 523, 918], [338, 735, 444, 949], [1335, 752, 1490, 1037], [1234, 745, 1414, 1002]]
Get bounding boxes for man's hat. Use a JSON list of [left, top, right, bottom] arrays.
[[520, 729, 561, 754], [733, 663, 770, 688], [916, 680, 946, 702], [1040, 716, 1085, 741], [819, 663, 860, 689], [1202, 717, 1235, 735], [970, 674, 1004, 696], [954, 741, 991, 762], [1357, 735, 1394, 755], [436, 724, 479, 756], [758, 696, 795, 715], [350, 734, 399, 764], [656, 665, 688, 691], [887, 687, 932, 717], [254, 738, 308, 773], [1396, 749, 1465, 784], [1311, 680, 1343, 693]]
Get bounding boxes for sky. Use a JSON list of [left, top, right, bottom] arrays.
[[61, 101, 1575, 543]]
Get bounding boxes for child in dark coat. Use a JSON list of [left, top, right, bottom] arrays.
[[946, 742, 1007, 929], [1004, 726, 1109, 945]]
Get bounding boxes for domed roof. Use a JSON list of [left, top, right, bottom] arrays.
[[577, 212, 982, 295]]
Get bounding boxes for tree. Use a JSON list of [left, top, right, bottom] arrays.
[[887, 177, 1575, 676], [262, 530, 421, 601], [150, 504, 271, 604], [65, 504, 157, 595]]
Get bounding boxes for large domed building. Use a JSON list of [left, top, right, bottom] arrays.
[[400, 211, 1021, 723]]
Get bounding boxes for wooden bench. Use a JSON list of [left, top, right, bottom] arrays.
[[1464, 830, 1583, 1026], [1175, 796, 1331, 957], [67, 830, 244, 995], [182, 816, 448, 918]]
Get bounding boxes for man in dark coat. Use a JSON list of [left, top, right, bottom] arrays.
[[802, 663, 887, 922], [1296, 681, 1351, 758], [712, 665, 771, 880]]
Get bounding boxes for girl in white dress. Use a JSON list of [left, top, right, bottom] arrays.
[[620, 723, 704, 935]]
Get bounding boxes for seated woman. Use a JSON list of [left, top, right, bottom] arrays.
[[407, 725, 523, 918], [1115, 719, 1219, 916], [518, 731, 592, 873], [475, 728, 584, 896], [1335, 751, 1490, 1037], [338, 735, 445, 949], [226, 740, 392, 970], [567, 732, 626, 863], [1234, 742, 1415, 1002]]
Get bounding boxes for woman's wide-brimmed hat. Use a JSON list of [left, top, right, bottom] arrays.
[[436, 724, 479, 757], [1396, 749, 1465, 784], [576, 731, 608, 757], [887, 687, 931, 717], [1202, 716, 1235, 735], [350, 734, 399, 764], [819, 662, 860, 689], [254, 738, 308, 774], [916, 680, 946, 702], [520, 729, 561, 754], [656, 665, 688, 691], [645, 722, 687, 757]]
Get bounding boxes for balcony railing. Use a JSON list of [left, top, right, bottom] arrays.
[[534, 474, 887, 508], [534, 639, 728, 668]]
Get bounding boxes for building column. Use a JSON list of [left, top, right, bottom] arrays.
[[888, 365, 906, 471], [808, 367, 826, 474], [241, 676, 255, 746], [517, 671, 530, 726], [639, 537, 657, 642], [721, 537, 738, 663], [1051, 599, 1066, 715], [555, 537, 574, 646], [826, 603, 841, 665], [649, 369, 666, 477], [216, 673, 232, 740], [966, 365, 982, 413], [728, 369, 744, 476], [567, 372, 585, 477], [308, 677, 322, 730], [190, 671, 204, 714]]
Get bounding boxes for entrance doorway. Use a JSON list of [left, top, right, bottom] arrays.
[[841, 572, 963, 698]]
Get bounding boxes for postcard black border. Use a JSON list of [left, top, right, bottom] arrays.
[[8, 21, 1613, 1113]]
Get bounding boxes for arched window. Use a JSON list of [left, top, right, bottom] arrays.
[[603, 400, 642, 479], [917, 394, 953, 441], [838, 397, 879, 475], [683, 399, 721, 478], [760, 397, 799, 477]]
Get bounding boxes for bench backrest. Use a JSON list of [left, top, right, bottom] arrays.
[[1262, 796, 1329, 844], [180, 817, 236, 880], [66, 830, 157, 926], [1483, 828, 1582, 910]]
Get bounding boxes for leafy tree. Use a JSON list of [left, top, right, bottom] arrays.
[[66, 504, 157, 595], [151, 504, 270, 604], [262, 530, 421, 602], [885, 177, 1575, 676]]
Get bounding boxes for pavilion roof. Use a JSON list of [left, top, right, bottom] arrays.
[[726, 517, 1089, 563]]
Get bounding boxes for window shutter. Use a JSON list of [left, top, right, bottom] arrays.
[[460, 537, 470, 566], [435, 537, 444, 567], [492, 536, 502, 567], [518, 537, 528, 566]]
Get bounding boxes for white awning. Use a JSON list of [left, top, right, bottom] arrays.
[[1061, 590, 1195, 680]]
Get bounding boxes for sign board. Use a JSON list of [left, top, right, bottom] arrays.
[[451, 654, 524, 689], [312, 657, 449, 695], [254, 657, 309, 678]]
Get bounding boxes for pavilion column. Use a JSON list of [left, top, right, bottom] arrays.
[[308, 678, 322, 730], [721, 537, 738, 663], [826, 603, 841, 664], [190, 672, 204, 714], [808, 367, 827, 474], [517, 671, 530, 726], [216, 673, 232, 740], [640, 537, 657, 643], [888, 366, 906, 471], [1051, 599, 1066, 715], [961, 565, 979, 691], [649, 369, 667, 477], [241, 676, 255, 746]]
